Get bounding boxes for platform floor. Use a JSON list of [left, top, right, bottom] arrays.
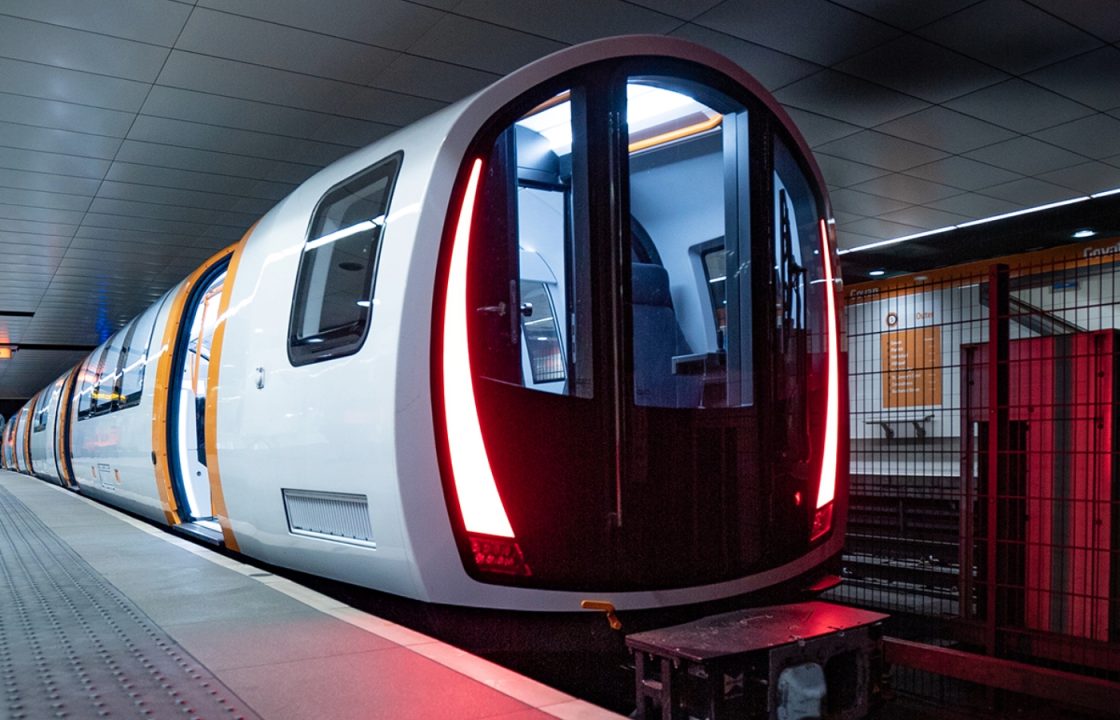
[[0, 470, 622, 720]]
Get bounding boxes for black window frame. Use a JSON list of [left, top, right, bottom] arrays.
[[88, 343, 115, 418], [113, 318, 144, 411], [32, 387, 51, 433], [75, 355, 94, 422], [287, 152, 403, 366]]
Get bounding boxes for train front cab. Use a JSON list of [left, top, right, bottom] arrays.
[[433, 48, 844, 600]]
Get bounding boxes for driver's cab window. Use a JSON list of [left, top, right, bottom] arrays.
[[472, 90, 593, 398], [626, 78, 751, 409]]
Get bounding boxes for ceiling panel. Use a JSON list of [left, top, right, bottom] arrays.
[[1027, 0, 1120, 43], [0, 0, 192, 45], [879, 205, 972, 230], [0, 15, 170, 83], [830, 0, 980, 31], [175, 8, 400, 84], [828, 188, 910, 217], [775, 70, 929, 128], [113, 140, 314, 181], [814, 154, 891, 188], [624, 0, 720, 21], [454, 0, 678, 45], [96, 181, 275, 216], [917, 0, 1102, 74], [0, 94, 135, 137], [197, 0, 444, 51], [308, 115, 400, 148], [0, 231, 71, 247], [964, 136, 1088, 175], [839, 216, 927, 240], [155, 51, 446, 127], [695, 0, 899, 66], [0, 204, 85, 225], [86, 198, 258, 227], [978, 177, 1084, 206], [846, 173, 963, 205], [0, 253, 62, 269], [1025, 46, 1120, 111], [72, 224, 232, 248], [0, 218, 78, 237], [407, 15, 566, 75], [904, 156, 1021, 191], [77, 212, 212, 237], [944, 78, 1095, 134], [0, 121, 123, 161], [837, 35, 1006, 103], [924, 192, 1023, 218], [668, 25, 819, 91], [370, 55, 501, 103], [125, 116, 352, 166], [1032, 114, 1120, 158], [0, 57, 150, 112], [141, 87, 367, 142], [816, 130, 947, 172], [0, 188, 91, 212], [1039, 162, 1120, 196], [875, 106, 1016, 154], [0, 149, 110, 181], [102, 163, 296, 200], [781, 108, 862, 148]]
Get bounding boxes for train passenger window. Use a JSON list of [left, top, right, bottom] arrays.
[[626, 77, 750, 408], [471, 90, 593, 397], [110, 320, 139, 411], [75, 355, 96, 421], [116, 302, 159, 409], [289, 154, 402, 365], [32, 387, 51, 433], [90, 338, 119, 416]]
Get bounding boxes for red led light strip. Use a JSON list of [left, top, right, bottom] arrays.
[[443, 159, 515, 538], [815, 217, 839, 515]]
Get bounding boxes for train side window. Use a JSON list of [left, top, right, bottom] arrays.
[[110, 320, 139, 412], [90, 339, 118, 417], [32, 387, 51, 433], [76, 355, 95, 421], [117, 303, 159, 409], [289, 153, 402, 365]]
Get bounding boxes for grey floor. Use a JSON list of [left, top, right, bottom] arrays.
[[0, 470, 621, 720]]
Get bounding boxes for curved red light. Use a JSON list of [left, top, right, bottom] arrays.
[[442, 158, 516, 538], [815, 218, 839, 522]]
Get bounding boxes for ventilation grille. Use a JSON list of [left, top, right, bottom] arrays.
[[282, 489, 374, 547]]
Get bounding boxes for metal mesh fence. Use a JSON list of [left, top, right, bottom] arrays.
[[827, 237, 1120, 710]]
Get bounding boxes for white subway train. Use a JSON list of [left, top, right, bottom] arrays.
[[4, 36, 846, 617]]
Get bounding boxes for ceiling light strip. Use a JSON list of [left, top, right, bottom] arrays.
[[838, 186, 1120, 255]]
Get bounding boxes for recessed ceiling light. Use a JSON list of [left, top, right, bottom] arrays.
[[869, 269, 886, 277], [1073, 228, 1096, 238]]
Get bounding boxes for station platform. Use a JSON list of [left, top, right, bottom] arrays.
[[0, 470, 622, 720]]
